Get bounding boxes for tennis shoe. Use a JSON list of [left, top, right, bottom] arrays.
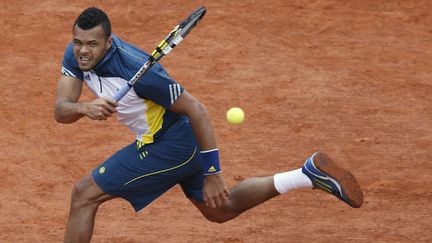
[[302, 152, 364, 208]]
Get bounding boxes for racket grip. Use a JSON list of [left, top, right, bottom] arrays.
[[113, 83, 132, 102]]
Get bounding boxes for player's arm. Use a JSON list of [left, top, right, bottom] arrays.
[[54, 75, 118, 124], [171, 90, 229, 208], [171, 90, 216, 150]]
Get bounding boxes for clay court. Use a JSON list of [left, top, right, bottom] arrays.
[[1, 0, 431, 242]]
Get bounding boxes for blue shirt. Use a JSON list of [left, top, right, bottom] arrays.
[[61, 34, 188, 144]]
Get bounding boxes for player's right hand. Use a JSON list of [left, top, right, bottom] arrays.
[[82, 97, 118, 120]]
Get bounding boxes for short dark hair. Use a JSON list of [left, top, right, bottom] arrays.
[[73, 7, 111, 39]]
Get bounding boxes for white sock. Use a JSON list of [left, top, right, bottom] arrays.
[[273, 168, 313, 194]]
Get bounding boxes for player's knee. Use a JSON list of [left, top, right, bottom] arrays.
[[208, 216, 227, 224], [203, 213, 233, 224], [70, 180, 98, 209], [202, 208, 239, 224]]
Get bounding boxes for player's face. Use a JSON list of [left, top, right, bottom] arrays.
[[72, 25, 112, 71]]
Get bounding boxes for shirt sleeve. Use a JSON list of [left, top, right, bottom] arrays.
[[132, 63, 184, 109], [61, 43, 83, 80]]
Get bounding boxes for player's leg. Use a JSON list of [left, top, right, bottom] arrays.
[[64, 175, 115, 243], [189, 175, 279, 223], [188, 151, 363, 223], [185, 157, 313, 222], [63, 141, 151, 243]]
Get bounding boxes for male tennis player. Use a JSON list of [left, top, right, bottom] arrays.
[[55, 7, 363, 243]]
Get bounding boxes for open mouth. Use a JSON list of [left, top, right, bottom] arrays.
[[79, 56, 92, 66]]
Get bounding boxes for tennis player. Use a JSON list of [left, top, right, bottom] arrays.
[[55, 7, 363, 243]]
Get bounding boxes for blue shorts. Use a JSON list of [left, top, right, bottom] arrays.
[[92, 122, 204, 212]]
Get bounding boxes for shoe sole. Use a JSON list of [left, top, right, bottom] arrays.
[[313, 152, 364, 208]]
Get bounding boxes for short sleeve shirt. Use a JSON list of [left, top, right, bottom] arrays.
[[61, 34, 187, 144]]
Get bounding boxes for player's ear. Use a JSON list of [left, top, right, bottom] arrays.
[[106, 36, 113, 50]]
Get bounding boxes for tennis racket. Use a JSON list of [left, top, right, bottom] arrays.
[[113, 6, 207, 101]]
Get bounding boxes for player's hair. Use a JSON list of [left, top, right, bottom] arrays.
[[73, 7, 111, 39]]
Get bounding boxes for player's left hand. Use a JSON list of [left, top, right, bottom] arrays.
[[203, 173, 229, 208]]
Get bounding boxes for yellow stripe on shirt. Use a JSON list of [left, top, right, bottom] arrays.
[[140, 100, 165, 145]]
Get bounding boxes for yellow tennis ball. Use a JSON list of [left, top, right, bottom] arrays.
[[226, 107, 245, 125]]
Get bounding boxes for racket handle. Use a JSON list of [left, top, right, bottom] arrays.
[[113, 83, 132, 102]]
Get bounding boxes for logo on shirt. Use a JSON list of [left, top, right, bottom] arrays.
[[84, 74, 91, 80]]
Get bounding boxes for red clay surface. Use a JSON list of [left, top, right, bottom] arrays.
[[1, 0, 431, 242]]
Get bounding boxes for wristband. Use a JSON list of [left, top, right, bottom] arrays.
[[200, 149, 221, 175]]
